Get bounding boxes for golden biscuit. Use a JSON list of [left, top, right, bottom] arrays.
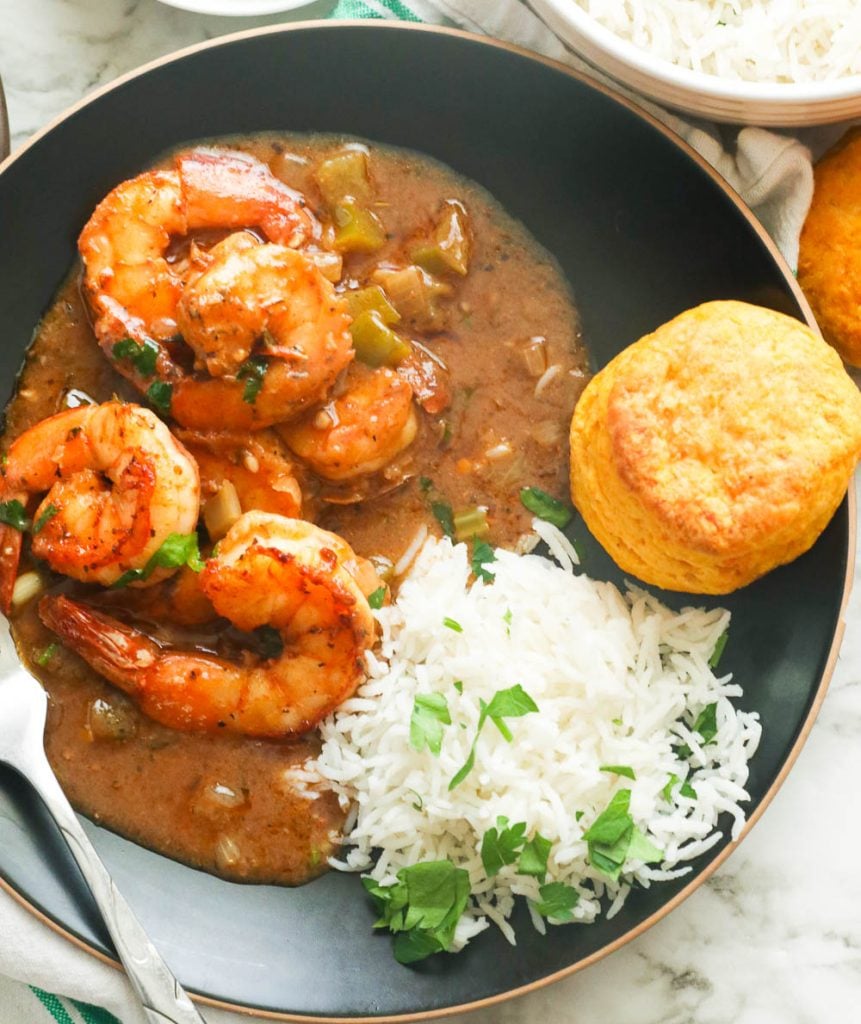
[[569, 300, 861, 594], [799, 128, 861, 367]]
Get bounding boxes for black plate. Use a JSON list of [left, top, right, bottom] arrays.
[[0, 23, 850, 1021]]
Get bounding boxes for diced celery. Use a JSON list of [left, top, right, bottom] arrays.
[[316, 149, 373, 206], [346, 285, 401, 325], [371, 265, 451, 330], [412, 200, 471, 277], [351, 311, 411, 367], [453, 506, 489, 542], [332, 199, 386, 254]]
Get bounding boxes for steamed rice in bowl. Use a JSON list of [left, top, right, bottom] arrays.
[[572, 0, 861, 83]]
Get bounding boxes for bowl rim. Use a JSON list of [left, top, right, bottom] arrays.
[[0, 18, 854, 1023], [154, 0, 314, 15], [535, 0, 861, 104]]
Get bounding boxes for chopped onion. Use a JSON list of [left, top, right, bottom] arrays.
[[11, 572, 43, 608], [215, 834, 242, 871], [87, 697, 138, 742], [484, 441, 513, 462], [64, 388, 96, 408], [531, 420, 562, 447], [394, 525, 429, 577], [534, 364, 563, 397], [203, 481, 242, 542], [521, 336, 548, 378]]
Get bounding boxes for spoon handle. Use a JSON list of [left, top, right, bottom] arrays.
[[0, 74, 9, 160], [24, 754, 208, 1024]]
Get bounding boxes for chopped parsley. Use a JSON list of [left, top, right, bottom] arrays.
[[410, 692, 451, 756], [112, 337, 159, 378], [481, 816, 527, 877], [519, 486, 572, 529], [449, 684, 539, 790], [582, 789, 662, 880], [32, 504, 59, 535], [600, 764, 637, 780], [443, 616, 463, 633], [453, 680, 463, 694], [431, 500, 455, 539], [408, 789, 424, 811], [237, 356, 269, 404], [418, 476, 433, 493], [693, 703, 718, 745], [363, 860, 470, 964], [145, 380, 172, 413], [111, 532, 204, 589], [675, 702, 719, 760], [662, 773, 697, 802], [518, 831, 552, 881], [709, 630, 729, 669], [470, 539, 496, 582], [532, 882, 579, 922], [0, 499, 29, 532], [368, 586, 386, 610]]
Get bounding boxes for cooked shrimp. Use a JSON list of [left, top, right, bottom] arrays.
[[174, 428, 303, 520], [89, 564, 218, 629], [0, 402, 199, 610], [79, 148, 316, 347], [279, 363, 418, 481], [39, 512, 376, 738], [168, 240, 354, 430]]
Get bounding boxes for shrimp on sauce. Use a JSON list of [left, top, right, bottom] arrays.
[[170, 235, 353, 431], [79, 149, 353, 431], [79, 148, 315, 347], [174, 427, 304, 526], [39, 512, 377, 738], [0, 402, 199, 612], [280, 363, 418, 482]]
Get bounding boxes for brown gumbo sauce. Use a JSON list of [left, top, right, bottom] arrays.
[[4, 135, 589, 885]]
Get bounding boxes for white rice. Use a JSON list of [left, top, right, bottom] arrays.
[[311, 525, 761, 948], [573, 0, 861, 82]]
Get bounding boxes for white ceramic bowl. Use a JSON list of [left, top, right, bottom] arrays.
[[156, 0, 312, 14], [532, 0, 861, 125]]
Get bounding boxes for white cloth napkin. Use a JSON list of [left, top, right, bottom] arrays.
[[0, 1, 845, 1022]]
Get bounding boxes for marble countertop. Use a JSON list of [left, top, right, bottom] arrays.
[[1, 2, 860, 1023]]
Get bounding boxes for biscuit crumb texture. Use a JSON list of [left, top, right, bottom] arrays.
[[799, 128, 861, 367], [570, 300, 861, 594]]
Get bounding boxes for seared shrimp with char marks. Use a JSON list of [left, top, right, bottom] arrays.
[[0, 402, 199, 611], [168, 236, 353, 431], [39, 512, 376, 738]]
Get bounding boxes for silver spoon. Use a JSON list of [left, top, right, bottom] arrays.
[[0, 73, 9, 160], [0, 73, 206, 1021], [0, 615, 209, 1024]]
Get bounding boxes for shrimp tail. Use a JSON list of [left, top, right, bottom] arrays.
[[0, 524, 22, 616], [38, 594, 160, 694]]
